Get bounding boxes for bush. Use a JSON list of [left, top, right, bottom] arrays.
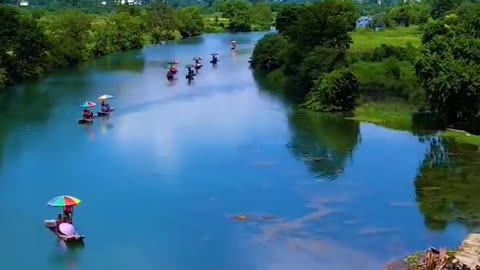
[[349, 44, 418, 63], [293, 47, 349, 99], [352, 60, 423, 102], [250, 33, 288, 72], [301, 69, 360, 112]]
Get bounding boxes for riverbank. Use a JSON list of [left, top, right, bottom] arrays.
[[351, 102, 480, 147], [385, 233, 480, 270]]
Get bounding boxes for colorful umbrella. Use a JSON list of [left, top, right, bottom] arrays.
[[98, 94, 114, 100], [47, 195, 81, 207], [79, 101, 96, 109], [168, 60, 179, 64], [211, 53, 219, 55], [193, 57, 202, 60]]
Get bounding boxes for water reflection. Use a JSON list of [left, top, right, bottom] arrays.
[[93, 52, 145, 73], [287, 109, 360, 180], [0, 84, 53, 167], [48, 242, 83, 270], [415, 139, 480, 230]]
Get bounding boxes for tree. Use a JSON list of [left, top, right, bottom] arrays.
[[284, 0, 358, 50], [92, 12, 145, 56], [251, 2, 273, 31], [0, 6, 51, 86], [220, 0, 253, 32], [415, 7, 480, 125], [302, 69, 359, 112], [250, 33, 287, 71], [388, 4, 414, 27], [146, 2, 178, 42], [274, 4, 305, 34], [430, 0, 463, 19], [176, 6, 205, 38], [293, 47, 349, 98], [41, 10, 93, 65]]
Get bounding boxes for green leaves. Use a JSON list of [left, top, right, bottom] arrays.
[[283, 0, 358, 50], [302, 69, 360, 112], [416, 6, 480, 125], [146, 2, 178, 42], [176, 7, 205, 38], [220, 0, 253, 32], [250, 33, 287, 72]]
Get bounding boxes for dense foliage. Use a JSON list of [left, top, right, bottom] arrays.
[[301, 70, 360, 112], [415, 4, 480, 127], [251, 0, 359, 112]]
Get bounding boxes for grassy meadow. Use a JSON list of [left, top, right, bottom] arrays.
[[350, 26, 423, 48]]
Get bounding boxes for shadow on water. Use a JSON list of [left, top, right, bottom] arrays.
[[48, 241, 84, 270], [286, 109, 360, 180], [415, 137, 480, 231], [0, 84, 53, 167]]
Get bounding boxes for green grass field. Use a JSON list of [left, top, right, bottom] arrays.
[[350, 26, 423, 49]]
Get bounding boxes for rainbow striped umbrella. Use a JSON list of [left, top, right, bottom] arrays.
[[79, 101, 96, 109], [98, 94, 114, 100], [47, 195, 81, 207]]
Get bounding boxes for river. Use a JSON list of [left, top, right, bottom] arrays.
[[0, 32, 478, 270]]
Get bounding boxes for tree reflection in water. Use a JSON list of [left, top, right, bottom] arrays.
[[415, 137, 480, 230], [287, 109, 360, 180], [0, 84, 53, 168]]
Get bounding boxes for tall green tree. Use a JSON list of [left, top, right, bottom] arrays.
[[274, 4, 306, 34], [251, 2, 273, 31], [146, 2, 178, 42], [415, 6, 480, 125], [283, 0, 358, 50], [176, 6, 205, 38], [220, 0, 253, 32], [430, 0, 463, 19], [41, 10, 93, 64], [0, 6, 51, 85]]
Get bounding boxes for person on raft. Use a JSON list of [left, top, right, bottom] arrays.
[[64, 205, 73, 220], [211, 54, 218, 64], [82, 108, 94, 121], [101, 100, 112, 113], [169, 64, 177, 74], [166, 70, 174, 81], [186, 66, 195, 80], [231, 41, 237, 50], [194, 57, 202, 68]]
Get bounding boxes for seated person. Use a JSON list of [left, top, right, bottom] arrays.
[[101, 100, 111, 113], [82, 109, 93, 121]]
